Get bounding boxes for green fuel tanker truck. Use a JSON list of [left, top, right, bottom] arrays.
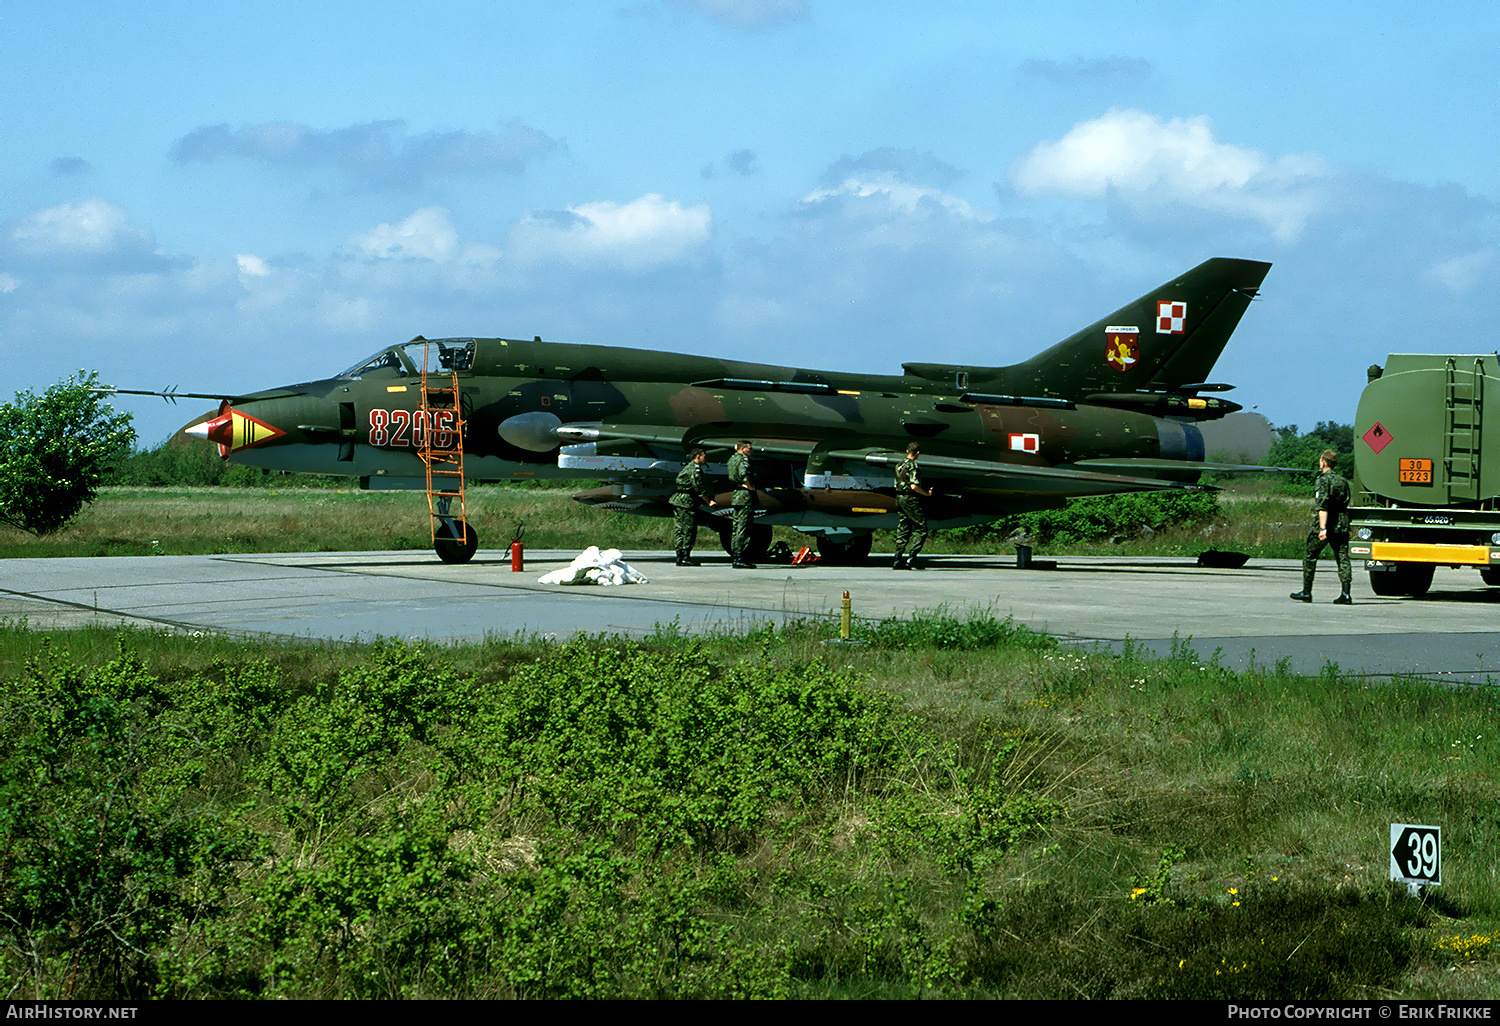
[[1350, 354, 1500, 596]]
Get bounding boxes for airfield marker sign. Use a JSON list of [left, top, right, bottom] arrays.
[[1390, 823, 1441, 890]]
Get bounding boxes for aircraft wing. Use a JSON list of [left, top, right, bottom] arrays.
[[1074, 458, 1311, 475], [559, 425, 1215, 493], [851, 450, 1215, 493], [557, 424, 823, 458]]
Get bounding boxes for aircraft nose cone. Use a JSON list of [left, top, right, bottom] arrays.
[[183, 402, 286, 455], [186, 410, 234, 447]]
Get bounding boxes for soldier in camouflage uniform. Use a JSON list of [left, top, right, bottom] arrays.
[[728, 439, 757, 569], [893, 442, 933, 570], [1290, 448, 1353, 604], [670, 447, 717, 566]]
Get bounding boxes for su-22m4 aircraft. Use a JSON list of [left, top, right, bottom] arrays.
[[155, 256, 1271, 564]]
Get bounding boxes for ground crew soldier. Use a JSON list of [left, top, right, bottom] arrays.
[[893, 442, 932, 570], [1290, 448, 1353, 604], [670, 447, 716, 566], [728, 439, 757, 569]]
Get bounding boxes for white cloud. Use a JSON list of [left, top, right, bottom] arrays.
[[1427, 247, 1496, 293], [0, 272, 17, 293], [511, 194, 711, 273], [1011, 109, 1331, 243], [236, 254, 271, 277], [343, 207, 458, 262], [9, 199, 151, 257], [317, 293, 381, 333], [800, 175, 988, 222]]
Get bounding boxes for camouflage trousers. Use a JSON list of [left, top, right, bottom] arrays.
[[731, 502, 754, 559], [893, 496, 928, 558], [1302, 528, 1351, 591], [673, 505, 699, 558]]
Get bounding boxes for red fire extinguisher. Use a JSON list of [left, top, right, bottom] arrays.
[[509, 521, 525, 572]]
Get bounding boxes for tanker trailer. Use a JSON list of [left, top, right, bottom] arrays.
[[1349, 354, 1500, 596]]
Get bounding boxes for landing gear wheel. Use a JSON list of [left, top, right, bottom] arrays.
[[749, 525, 772, 561], [717, 521, 772, 561], [434, 521, 479, 564], [816, 534, 873, 565]]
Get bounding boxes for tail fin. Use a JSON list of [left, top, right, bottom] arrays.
[[903, 257, 1271, 399]]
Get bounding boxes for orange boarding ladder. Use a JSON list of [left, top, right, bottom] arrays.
[[419, 340, 471, 559]]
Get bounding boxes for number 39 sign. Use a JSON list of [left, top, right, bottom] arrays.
[[1390, 823, 1441, 886]]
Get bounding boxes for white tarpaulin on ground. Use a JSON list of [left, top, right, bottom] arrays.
[[537, 546, 650, 586]]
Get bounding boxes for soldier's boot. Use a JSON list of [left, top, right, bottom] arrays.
[[1333, 583, 1352, 605], [892, 554, 908, 570], [676, 554, 701, 567], [1290, 570, 1314, 602]]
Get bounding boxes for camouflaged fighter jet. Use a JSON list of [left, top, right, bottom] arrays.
[[116, 256, 1270, 564]]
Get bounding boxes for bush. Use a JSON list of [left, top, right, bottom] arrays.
[[965, 490, 1220, 546], [105, 434, 343, 488], [0, 372, 135, 534], [0, 643, 247, 998]]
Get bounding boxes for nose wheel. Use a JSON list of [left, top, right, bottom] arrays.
[[434, 519, 479, 564]]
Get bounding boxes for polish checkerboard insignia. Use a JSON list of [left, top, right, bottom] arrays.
[[1156, 300, 1186, 334]]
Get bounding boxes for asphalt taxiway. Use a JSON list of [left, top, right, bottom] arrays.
[[3, 549, 1498, 682]]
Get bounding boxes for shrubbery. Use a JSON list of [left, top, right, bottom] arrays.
[[964, 490, 1221, 546], [2, 633, 982, 997], [104, 435, 343, 488], [0, 372, 135, 534], [0, 620, 1451, 998]]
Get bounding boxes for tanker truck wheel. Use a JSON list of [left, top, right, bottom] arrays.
[[1369, 562, 1433, 597]]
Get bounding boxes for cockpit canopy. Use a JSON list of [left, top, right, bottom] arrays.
[[338, 337, 476, 379]]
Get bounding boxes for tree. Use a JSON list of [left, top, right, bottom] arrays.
[[1267, 422, 1354, 479], [0, 372, 135, 535]]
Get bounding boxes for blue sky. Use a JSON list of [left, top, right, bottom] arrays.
[[3, 0, 1496, 445]]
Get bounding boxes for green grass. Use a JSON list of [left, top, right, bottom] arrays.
[[0, 482, 1308, 559], [2, 610, 1497, 999]]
